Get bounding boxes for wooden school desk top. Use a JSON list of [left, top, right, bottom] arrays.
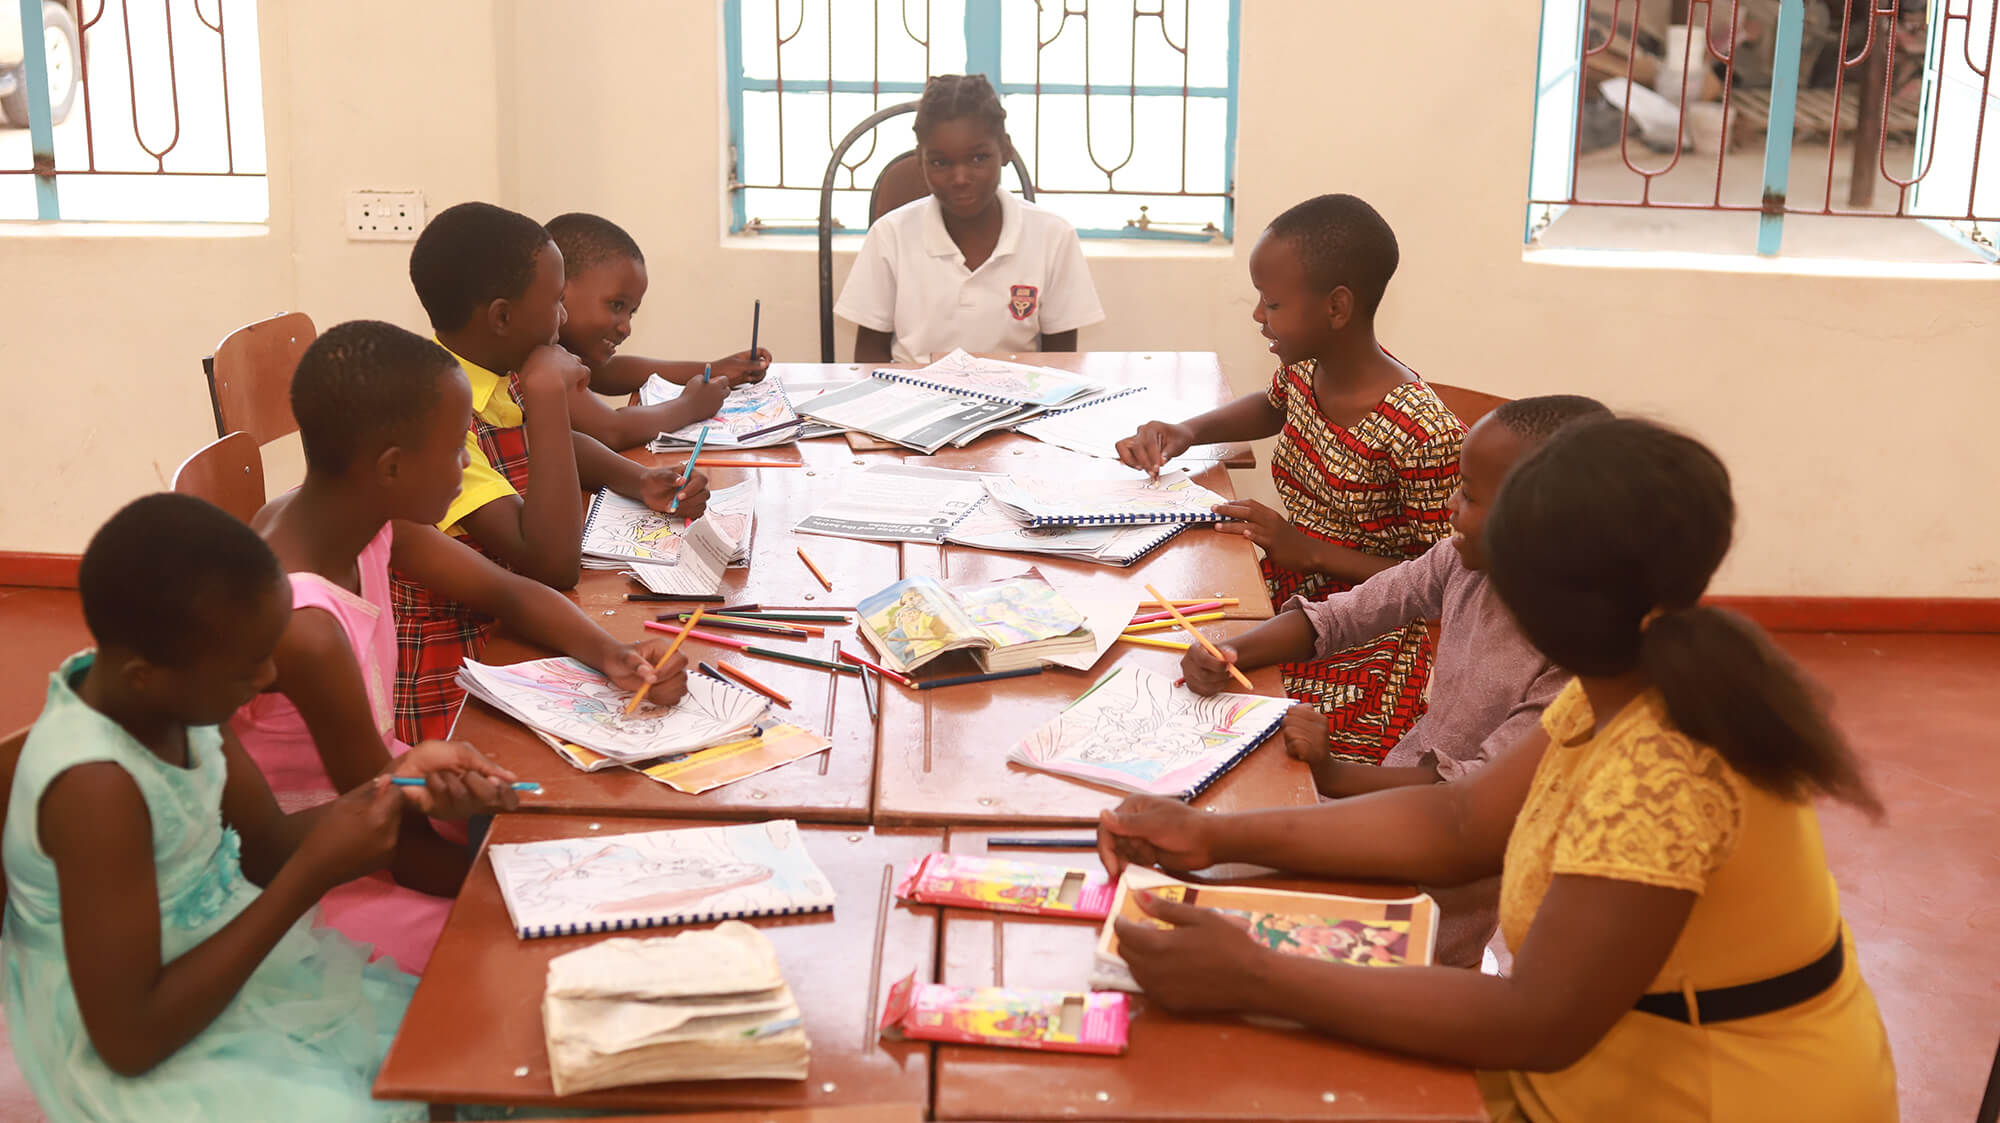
[[872, 621, 1315, 828], [375, 817, 941, 1116], [929, 828, 1486, 1123], [570, 1108, 924, 1123], [454, 624, 879, 824]]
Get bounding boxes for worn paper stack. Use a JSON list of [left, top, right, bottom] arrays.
[[543, 921, 809, 1095]]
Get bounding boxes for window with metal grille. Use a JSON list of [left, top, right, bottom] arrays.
[[725, 0, 1240, 242], [1527, 0, 1999, 262], [0, 0, 267, 223]]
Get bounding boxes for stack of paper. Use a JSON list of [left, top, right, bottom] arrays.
[[981, 469, 1231, 528], [544, 922, 810, 1094], [579, 481, 757, 597], [1016, 385, 1221, 463], [640, 376, 802, 450], [794, 349, 1104, 453], [943, 499, 1186, 567], [456, 657, 769, 763], [793, 464, 990, 544]]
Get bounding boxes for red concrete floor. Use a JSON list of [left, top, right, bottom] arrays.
[[0, 586, 1993, 1120]]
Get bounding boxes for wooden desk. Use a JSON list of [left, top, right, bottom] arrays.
[[872, 622, 1315, 828], [929, 828, 1487, 1122], [375, 817, 941, 1117], [559, 1109, 924, 1123]]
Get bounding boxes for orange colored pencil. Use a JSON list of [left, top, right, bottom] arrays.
[[1144, 583, 1252, 691], [709, 612, 826, 637], [626, 606, 704, 714], [797, 547, 833, 591], [715, 659, 793, 707]]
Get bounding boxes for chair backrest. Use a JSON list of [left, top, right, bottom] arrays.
[[0, 725, 29, 916], [1428, 382, 1511, 430], [868, 150, 930, 225], [817, 101, 1037, 362], [205, 311, 316, 445], [171, 431, 267, 524]]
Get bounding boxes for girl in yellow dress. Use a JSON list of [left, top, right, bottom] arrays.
[[1094, 417, 1898, 1123]]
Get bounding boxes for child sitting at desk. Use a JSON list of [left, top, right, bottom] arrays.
[[4, 494, 517, 1122], [545, 211, 772, 451], [836, 74, 1104, 364], [1117, 193, 1463, 766], [1100, 419, 1897, 1123], [1182, 394, 1611, 967], [395, 201, 709, 742], [234, 320, 689, 973]]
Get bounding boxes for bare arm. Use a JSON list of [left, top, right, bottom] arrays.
[[565, 375, 730, 452], [572, 433, 711, 520], [1116, 391, 1286, 477], [455, 349, 588, 589], [854, 327, 895, 364], [590, 349, 771, 395]]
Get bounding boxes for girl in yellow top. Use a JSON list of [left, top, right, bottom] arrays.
[[1096, 417, 1897, 1123]]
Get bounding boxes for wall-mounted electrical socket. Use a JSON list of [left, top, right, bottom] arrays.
[[346, 190, 425, 241]]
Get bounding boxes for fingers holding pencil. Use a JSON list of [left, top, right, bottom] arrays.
[[1144, 583, 1253, 691], [626, 607, 705, 714]]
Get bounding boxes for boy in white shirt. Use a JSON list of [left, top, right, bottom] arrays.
[[836, 74, 1105, 364]]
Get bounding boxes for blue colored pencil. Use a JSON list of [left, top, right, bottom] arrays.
[[914, 666, 1044, 690], [668, 424, 711, 514], [391, 777, 541, 793]]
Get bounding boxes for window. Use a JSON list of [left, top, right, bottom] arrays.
[[0, 0, 268, 223], [1526, 0, 1999, 262], [724, 0, 1240, 241]]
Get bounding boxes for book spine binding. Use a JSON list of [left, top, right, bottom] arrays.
[[873, 370, 1017, 405], [524, 901, 829, 941], [1027, 511, 1218, 528], [1032, 386, 1144, 418], [1179, 712, 1288, 803]]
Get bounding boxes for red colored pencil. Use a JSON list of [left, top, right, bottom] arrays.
[[642, 620, 751, 650], [834, 646, 913, 687]]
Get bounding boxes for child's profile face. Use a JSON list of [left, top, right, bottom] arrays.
[[498, 241, 569, 367], [1447, 416, 1530, 572], [918, 117, 1008, 222], [559, 256, 649, 370], [142, 574, 290, 726], [393, 369, 476, 525], [1247, 232, 1338, 367]]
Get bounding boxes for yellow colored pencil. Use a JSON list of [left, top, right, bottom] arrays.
[[1122, 611, 1225, 635], [1136, 596, 1240, 609], [1144, 583, 1252, 690], [1115, 633, 1191, 652], [626, 606, 703, 715]]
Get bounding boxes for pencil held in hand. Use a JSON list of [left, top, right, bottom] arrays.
[[668, 425, 711, 514], [1144, 583, 1252, 690], [626, 606, 704, 714]]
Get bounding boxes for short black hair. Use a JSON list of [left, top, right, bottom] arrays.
[[292, 320, 461, 474], [1263, 194, 1399, 316], [80, 493, 284, 668], [1489, 394, 1613, 444], [914, 73, 1008, 143], [408, 201, 552, 333], [545, 212, 644, 280]]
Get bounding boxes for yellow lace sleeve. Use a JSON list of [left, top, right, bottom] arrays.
[[1550, 715, 1743, 893]]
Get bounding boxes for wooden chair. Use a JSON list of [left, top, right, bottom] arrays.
[[0, 725, 28, 915], [171, 432, 266, 524], [816, 101, 1038, 361], [1428, 382, 1511, 430], [203, 312, 316, 444]]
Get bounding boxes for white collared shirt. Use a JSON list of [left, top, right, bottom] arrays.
[[835, 190, 1105, 364]]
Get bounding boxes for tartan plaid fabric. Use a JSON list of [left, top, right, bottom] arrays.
[[391, 377, 533, 744]]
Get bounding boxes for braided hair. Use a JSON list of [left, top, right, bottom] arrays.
[[913, 73, 1009, 147]]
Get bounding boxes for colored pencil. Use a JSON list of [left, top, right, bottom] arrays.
[[1136, 597, 1240, 609], [663, 614, 811, 639], [391, 777, 542, 793], [695, 660, 732, 684], [985, 836, 1098, 850], [1145, 583, 1252, 690], [643, 620, 752, 650], [1128, 600, 1227, 625], [719, 603, 763, 614], [704, 612, 827, 637], [915, 666, 1043, 690], [668, 424, 710, 513], [627, 606, 704, 714], [716, 659, 792, 707], [749, 300, 761, 358], [744, 645, 862, 674], [689, 458, 805, 469], [1123, 611, 1225, 634], [625, 593, 725, 603], [859, 667, 879, 724], [796, 547, 833, 591], [712, 610, 851, 624], [834, 647, 914, 687], [1114, 633, 1191, 652]]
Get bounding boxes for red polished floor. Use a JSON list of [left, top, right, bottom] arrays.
[[0, 587, 1992, 1121]]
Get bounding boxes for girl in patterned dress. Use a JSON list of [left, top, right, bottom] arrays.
[[1118, 194, 1462, 764]]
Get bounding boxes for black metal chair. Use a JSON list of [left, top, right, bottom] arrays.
[[815, 99, 1036, 362]]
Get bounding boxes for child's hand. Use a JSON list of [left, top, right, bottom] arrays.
[[1115, 421, 1195, 479], [391, 740, 523, 818], [519, 344, 592, 399], [680, 373, 733, 418], [1211, 499, 1320, 573], [600, 637, 690, 709], [295, 777, 404, 891], [1280, 704, 1332, 770], [712, 349, 772, 386], [1180, 642, 1241, 697], [1114, 890, 1266, 1014], [640, 466, 710, 518], [1097, 796, 1218, 881]]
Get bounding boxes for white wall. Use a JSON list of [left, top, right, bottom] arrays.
[[2, 0, 1994, 598]]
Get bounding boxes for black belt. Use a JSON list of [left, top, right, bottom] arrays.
[[1634, 931, 1845, 1025]]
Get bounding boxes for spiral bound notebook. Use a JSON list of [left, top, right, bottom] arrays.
[[1007, 666, 1288, 800], [981, 469, 1232, 528], [488, 819, 837, 940], [872, 348, 1102, 407], [943, 497, 1186, 567]]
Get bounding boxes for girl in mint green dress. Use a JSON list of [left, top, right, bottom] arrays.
[[2, 494, 520, 1123]]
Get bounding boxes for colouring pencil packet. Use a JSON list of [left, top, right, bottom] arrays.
[[895, 852, 1115, 919], [878, 972, 1129, 1055]]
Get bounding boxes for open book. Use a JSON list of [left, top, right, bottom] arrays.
[[456, 657, 769, 763], [491, 819, 836, 940], [1091, 867, 1439, 992], [1007, 666, 1288, 800], [581, 480, 757, 597], [856, 570, 1093, 675], [640, 375, 802, 449], [1017, 385, 1224, 463], [870, 348, 1103, 407], [982, 469, 1232, 528]]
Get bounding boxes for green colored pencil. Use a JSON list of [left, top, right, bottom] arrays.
[[714, 611, 852, 623], [744, 645, 863, 674]]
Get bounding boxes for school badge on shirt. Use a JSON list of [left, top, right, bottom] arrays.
[[1008, 284, 1039, 321]]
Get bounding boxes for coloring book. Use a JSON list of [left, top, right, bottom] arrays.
[[457, 657, 769, 763], [1006, 666, 1288, 800], [489, 819, 836, 939], [878, 973, 1128, 1055], [871, 348, 1103, 407], [642, 375, 802, 449], [855, 570, 1092, 675], [981, 469, 1232, 528]]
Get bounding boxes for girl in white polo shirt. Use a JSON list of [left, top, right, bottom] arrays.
[[837, 74, 1105, 364]]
